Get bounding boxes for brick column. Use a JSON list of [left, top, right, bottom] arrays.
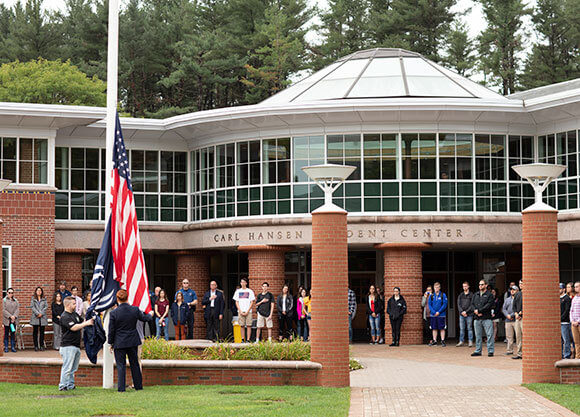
[[0, 188, 55, 331], [0, 219, 3, 357], [175, 251, 211, 339], [238, 245, 292, 339], [522, 209, 560, 383], [376, 243, 430, 345], [311, 211, 349, 387], [55, 249, 92, 293]]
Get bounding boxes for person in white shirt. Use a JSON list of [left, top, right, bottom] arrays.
[[70, 286, 84, 317], [233, 277, 255, 342]]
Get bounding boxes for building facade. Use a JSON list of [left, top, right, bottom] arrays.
[[2, 49, 580, 341]]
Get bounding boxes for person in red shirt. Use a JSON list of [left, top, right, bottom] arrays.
[[155, 289, 170, 341], [366, 285, 384, 344]]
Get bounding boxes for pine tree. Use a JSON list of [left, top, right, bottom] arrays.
[[2, 0, 62, 62], [242, 0, 312, 103], [314, 0, 371, 69], [477, 0, 531, 95], [370, 0, 457, 62], [520, 0, 580, 90], [444, 20, 476, 76]]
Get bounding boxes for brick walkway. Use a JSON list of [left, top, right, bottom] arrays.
[[348, 343, 576, 417]]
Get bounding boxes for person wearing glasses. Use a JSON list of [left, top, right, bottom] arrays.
[[3, 288, 19, 353], [471, 279, 495, 357]]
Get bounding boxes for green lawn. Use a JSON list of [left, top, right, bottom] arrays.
[[525, 383, 580, 415], [0, 383, 349, 417]]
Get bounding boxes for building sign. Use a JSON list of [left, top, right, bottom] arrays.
[[189, 222, 522, 248]]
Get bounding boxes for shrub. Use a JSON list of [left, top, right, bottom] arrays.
[[141, 337, 195, 360], [202, 340, 311, 361]]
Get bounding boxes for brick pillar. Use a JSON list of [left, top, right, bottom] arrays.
[[0, 219, 3, 357], [311, 211, 349, 387], [522, 209, 560, 383], [0, 188, 55, 330], [175, 251, 211, 339], [55, 249, 92, 293], [376, 243, 430, 345], [238, 245, 292, 339]]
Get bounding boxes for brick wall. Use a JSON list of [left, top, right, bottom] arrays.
[[55, 250, 90, 295], [0, 190, 55, 324], [559, 367, 580, 384], [0, 218, 3, 357], [310, 211, 350, 388], [378, 243, 429, 345], [175, 251, 211, 339], [0, 362, 319, 387], [522, 210, 561, 384], [239, 245, 290, 340]]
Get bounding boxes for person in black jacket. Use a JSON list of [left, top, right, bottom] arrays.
[[456, 282, 474, 347], [366, 285, 384, 344], [561, 283, 573, 359], [108, 289, 154, 392], [202, 281, 225, 341], [276, 284, 294, 341], [386, 287, 407, 346], [512, 280, 523, 359], [471, 279, 495, 357]]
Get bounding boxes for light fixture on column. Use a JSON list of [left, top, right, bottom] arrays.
[[512, 163, 565, 210], [302, 164, 356, 212]]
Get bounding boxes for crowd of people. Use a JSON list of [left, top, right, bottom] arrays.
[[5, 277, 580, 359]]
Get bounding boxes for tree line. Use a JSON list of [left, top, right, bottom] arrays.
[[0, 0, 579, 117]]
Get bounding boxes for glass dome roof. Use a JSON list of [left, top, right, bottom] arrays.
[[261, 48, 508, 104]]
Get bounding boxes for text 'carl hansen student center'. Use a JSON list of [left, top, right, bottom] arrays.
[[2, 48, 580, 340]]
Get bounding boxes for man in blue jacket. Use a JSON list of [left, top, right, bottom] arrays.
[[108, 289, 154, 392], [428, 282, 448, 347], [202, 281, 225, 341]]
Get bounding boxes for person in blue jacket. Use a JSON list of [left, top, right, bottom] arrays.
[[428, 282, 448, 347]]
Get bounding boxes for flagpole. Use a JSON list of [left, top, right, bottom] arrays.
[[103, 0, 119, 390]]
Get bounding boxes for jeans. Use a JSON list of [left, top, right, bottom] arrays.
[[297, 318, 309, 341], [155, 317, 169, 341], [348, 315, 353, 342], [474, 319, 494, 354], [59, 346, 81, 390], [459, 315, 474, 342], [369, 314, 381, 337], [562, 323, 573, 359]]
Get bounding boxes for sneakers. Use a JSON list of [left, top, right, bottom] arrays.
[[441, 340, 446, 347], [456, 341, 464, 347], [428, 340, 437, 346], [505, 351, 513, 355], [389, 342, 396, 346], [512, 356, 522, 360], [488, 352, 494, 357], [471, 352, 482, 357], [468, 341, 473, 347], [378, 338, 385, 344]]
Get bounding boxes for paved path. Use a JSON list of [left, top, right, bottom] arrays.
[[349, 343, 577, 417]]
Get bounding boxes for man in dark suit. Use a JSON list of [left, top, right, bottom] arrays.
[[202, 281, 225, 341], [108, 289, 154, 392]]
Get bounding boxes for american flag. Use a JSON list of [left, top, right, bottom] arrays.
[[109, 114, 152, 314]]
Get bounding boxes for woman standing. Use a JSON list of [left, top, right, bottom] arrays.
[[387, 287, 407, 346], [30, 286, 48, 351], [155, 289, 170, 341], [366, 285, 384, 344], [276, 284, 293, 341], [491, 287, 503, 342], [296, 288, 309, 341], [3, 287, 19, 353], [51, 292, 64, 350], [170, 292, 189, 340]]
